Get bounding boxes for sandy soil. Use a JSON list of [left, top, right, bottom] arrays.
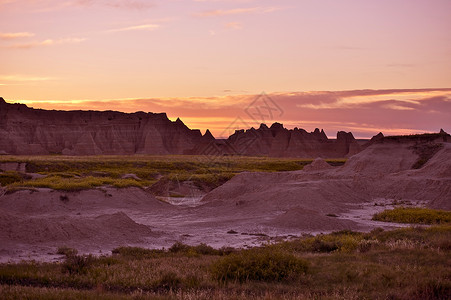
[[0, 140, 450, 262]]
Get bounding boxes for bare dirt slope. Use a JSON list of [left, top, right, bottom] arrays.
[[0, 139, 450, 262]]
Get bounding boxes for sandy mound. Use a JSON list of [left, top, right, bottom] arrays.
[[198, 170, 367, 232], [335, 141, 419, 177], [302, 158, 333, 172], [339, 142, 451, 208], [148, 177, 206, 197], [413, 143, 451, 178], [265, 207, 357, 231], [199, 140, 451, 233], [0, 187, 172, 215], [0, 211, 154, 245]]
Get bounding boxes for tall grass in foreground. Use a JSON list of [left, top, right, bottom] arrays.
[[0, 225, 449, 299], [372, 207, 451, 225]]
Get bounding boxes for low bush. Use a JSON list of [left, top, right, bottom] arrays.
[[61, 253, 94, 275], [112, 246, 163, 259], [154, 271, 182, 291], [285, 230, 364, 253], [169, 242, 226, 256], [56, 246, 78, 256], [211, 247, 308, 283]]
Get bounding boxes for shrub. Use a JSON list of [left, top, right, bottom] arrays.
[[62, 253, 94, 275], [411, 280, 451, 300], [111, 246, 163, 259], [211, 247, 308, 283], [56, 246, 78, 256], [286, 231, 364, 253], [192, 243, 219, 255], [169, 242, 191, 253], [155, 271, 182, 291]]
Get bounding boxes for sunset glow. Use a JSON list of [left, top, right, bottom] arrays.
[[1, 0, 450, 137]]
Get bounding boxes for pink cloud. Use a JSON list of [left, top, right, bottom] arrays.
[[196, 6, 281, 17], [0, 32, 35, 40], [5, 37, 86, 49]]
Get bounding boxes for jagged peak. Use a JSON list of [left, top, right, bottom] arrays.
[[336, 131, 355, 141], [203, 129, 215, 140], [259, 123, 269, 130], [174, 117, 189, 129], [371, 132, 384, 141], [270, 122, 284, 130]]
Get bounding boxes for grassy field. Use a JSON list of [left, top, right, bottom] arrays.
[[0, 225, 449, 299], [373, 207, 451, 225], [0, 155, 346, 192]]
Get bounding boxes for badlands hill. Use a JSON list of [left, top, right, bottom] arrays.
[[0, 97, 213, 155], [1, 97, 360, 157], [223, 122, 362, 157], [0, 131, 449, 262]]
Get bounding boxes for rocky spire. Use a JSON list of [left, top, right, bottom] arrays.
[[203, 129, 215, 140]]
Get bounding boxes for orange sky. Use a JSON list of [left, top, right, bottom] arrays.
[[1, 0, 450, 138]]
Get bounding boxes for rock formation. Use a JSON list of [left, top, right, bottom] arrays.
[[1, 97, 363, 157], [217, 122, 362, 158], [0, 97, 214, 155]]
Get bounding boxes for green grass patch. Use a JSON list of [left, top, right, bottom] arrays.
[[7, 175, 151, 192], [372, 207, 451, 225], [0, 155, 345, 192]]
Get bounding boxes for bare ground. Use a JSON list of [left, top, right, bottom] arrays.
[[0, 141, 450, 262]]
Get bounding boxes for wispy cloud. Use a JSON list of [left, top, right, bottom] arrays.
[[0, 75, 57, 82], [0, 32, 35, 40], [5, 37, 86, 49], [225, 22, 242, 29], [107, 24, 160, 33], [295, 89, 451, 110], [0, 0, 155, 12], [76, 0, 155, 10], [196, 6, 282, 17]]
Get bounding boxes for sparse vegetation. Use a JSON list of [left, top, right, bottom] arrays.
[[56, 246, 78, 256], [0, 155, 345, 192], [0, 171, 23, 186], [0, 226, 449, 299], [373, 207, 451, 225]]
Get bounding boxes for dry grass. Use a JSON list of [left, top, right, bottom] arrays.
[[0, 226, 449, 299]]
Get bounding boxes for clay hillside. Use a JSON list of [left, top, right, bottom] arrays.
[[0, 97, 214, 155], [2, 97, 362, 157]]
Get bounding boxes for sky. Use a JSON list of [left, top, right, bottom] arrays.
[[1, 0, 450, 138]]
